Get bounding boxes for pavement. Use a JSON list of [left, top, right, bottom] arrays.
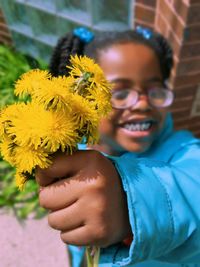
[[0, 210, 69, 267]]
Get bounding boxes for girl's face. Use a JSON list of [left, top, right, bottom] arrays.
[[96, 43, 168, 155]]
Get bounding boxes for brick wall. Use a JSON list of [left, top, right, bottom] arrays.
[[0, 9, 12, 45], [135, 0, 200, 137]]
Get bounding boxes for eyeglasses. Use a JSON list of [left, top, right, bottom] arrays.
[[111, 87, 174, 109]]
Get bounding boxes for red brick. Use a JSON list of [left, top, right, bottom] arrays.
[[193, 132, 200, 138], [158, 0, 185, 41], [0, 22, 9, 32], [172, 0, 189, 22], [155, 13, 169, 37], [135, 20, 154, 30], [0, 15, 6, 23], [136, 0, 157, 7], [180, 42, 200, 59], [174, 115, 199, 124], [184, 25, 200, 42], [174, 119, 189, 127], [0, 36, 13, 45], [174, 85, 197, 98], [188, 121, 200, 129], [173, 73, 200, 87], [171, 106, 191, 113], [167, 30, 182, 57], [0, 30, 11, 38], [190, 0, 200, 5], [135, 4, 155, 25], [175, 57, 200, 75], [171, 97, 194, 109], [187, 5, 200, 25], [187, 125, 200, 135], [171, 108, 190, 120]]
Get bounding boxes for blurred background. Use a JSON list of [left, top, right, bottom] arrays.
[[0, 0, 200, 266]]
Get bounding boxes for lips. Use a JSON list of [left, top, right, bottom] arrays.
[[123, 121, 153, 131], [118, 118, 158, 138]]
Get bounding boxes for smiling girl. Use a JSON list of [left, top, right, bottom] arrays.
[[36, 27, 200, 267]]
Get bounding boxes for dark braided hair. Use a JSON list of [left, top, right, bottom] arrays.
[[49, 33, 85, 77], [49, 29, 174, 81]]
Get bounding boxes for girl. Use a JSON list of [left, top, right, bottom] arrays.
[[36, 27, 200, 267]]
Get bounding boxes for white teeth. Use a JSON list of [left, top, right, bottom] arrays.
[[123, 122, 152, 131]]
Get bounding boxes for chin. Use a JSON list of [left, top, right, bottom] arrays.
[[119, 141, 152, 154]]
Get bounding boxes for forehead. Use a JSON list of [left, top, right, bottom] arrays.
[[97, 43, 162, 80]]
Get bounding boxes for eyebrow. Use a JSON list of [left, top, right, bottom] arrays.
[[108, 78, 133, 84], [108, 77, 163, 84]]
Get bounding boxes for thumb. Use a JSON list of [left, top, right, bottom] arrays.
[[35, 151, 71, 186]]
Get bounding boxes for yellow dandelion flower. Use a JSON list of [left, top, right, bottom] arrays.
[[31, 76, 74, 111], [69, 55, 111, 95], [40, 110, 79, 153], [8, 102, 78, 152], [0, 138, 16, 166], [14, 145, 52, 173], [14, 69, 51, 98], [86, 87, 112, 117], [15, 172, 27, 190], [85, 121, 100, 144], [0, 103, 26, 139], [70, 94, 99, 129]]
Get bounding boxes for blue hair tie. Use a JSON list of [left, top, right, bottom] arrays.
[[73, 27, 94, 43], [136, 26, 153, 40]]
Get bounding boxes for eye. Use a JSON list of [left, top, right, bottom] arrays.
[[112, 89, 130, 100]]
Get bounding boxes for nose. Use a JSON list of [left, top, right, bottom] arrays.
[[130, 94, 152, 112]]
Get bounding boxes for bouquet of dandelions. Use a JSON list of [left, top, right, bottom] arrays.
[[0, 55, 112, 267]]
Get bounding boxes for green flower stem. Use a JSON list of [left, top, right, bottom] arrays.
[[86, 246, 100, 267]]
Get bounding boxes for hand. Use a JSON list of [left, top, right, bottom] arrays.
[[36, 150, 131, 247]]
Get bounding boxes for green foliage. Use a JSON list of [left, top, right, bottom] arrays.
[[0, 45, 48, 220]]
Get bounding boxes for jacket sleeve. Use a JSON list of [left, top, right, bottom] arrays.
[[103, 143, 200, 266]]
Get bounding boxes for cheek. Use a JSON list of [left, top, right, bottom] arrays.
[[99, 110, 120, 136], [99, 118, 114, 136]]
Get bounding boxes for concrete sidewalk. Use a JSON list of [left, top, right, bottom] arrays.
[[0, 210, 69, 267]]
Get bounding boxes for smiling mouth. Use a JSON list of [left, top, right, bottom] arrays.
[[120, 120, 155, 132]]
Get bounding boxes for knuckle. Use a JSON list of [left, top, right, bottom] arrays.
[[60, 232, 68, 244], [38, 193, 48, 209], [48, 213, 58, 230], [95, 225, 110, 245]]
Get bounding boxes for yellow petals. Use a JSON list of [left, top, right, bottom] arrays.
[[15, 172, 29, 191], [31, 76, 74, 111], [15, 69, 51, 98], [0, 138, 16, 166], [0, 55, 112, 189], [14, 146, 52, 173], [71, 94, 98, 127]]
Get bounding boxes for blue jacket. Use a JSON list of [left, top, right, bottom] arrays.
[[69, 113, 200, 267]]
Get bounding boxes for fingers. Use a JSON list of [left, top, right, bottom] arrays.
[[60, 224, 109, 247], [48, 200, 84, 232], [60, 225, 97, 246], [36, 152, 72, 186], [35, 150, 98, 187], [39, 177, 79, 210]]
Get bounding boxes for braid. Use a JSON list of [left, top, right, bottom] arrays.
[[49, 33, 85, 77], [49, 36, 67, 76]]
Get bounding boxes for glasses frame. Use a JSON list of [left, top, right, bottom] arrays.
[[111, 87, 175, 110]]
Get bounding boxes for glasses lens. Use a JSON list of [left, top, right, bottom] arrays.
[[148, 88, 174, 108], [111, 89, 138, 109]]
